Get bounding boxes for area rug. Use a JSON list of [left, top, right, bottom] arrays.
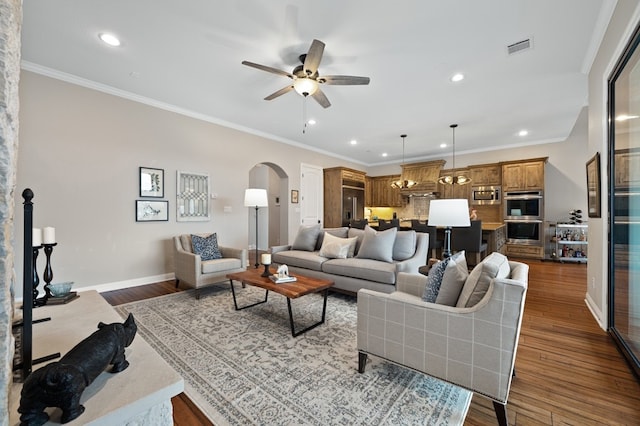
[[115, 285, 472, 425]]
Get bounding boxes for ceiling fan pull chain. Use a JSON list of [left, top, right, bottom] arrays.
[[302, 97, 307, 134]]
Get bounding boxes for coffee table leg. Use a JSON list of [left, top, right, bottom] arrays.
[[287, 288, 329, 337], [229, 279, 268, 310]]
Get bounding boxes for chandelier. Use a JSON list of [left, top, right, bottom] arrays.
[[391, 134, 418, 189], [438, 124, 471, 185]]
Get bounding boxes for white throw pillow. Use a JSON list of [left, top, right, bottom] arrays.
[[319, 232, 358, 259]]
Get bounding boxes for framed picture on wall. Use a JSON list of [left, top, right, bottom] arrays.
[[139, 167, 164, 198], [291, 190, 299, 204], [136, 200, 169, 222], [586, 152, 601, 218], [177, 170, 210, 221]]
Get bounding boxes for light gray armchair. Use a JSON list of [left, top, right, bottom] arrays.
[[357, 260, 529, 426], [173, 234, 247, 299]]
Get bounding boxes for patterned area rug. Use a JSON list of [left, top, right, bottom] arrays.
[[115, 285, 471, 425]]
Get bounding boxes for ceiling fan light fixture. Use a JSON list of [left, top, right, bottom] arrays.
[[439, 124, 471, 186], [293, 78, 318, 97]]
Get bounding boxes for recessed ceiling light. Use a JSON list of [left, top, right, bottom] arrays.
[[440, 143, 447, 148], [307, 119, 316, 125], [615, 114, 639, 121], [350, 139, 357, 145], [382, 153, 388, 157], [451, 73, 464, 82], [99, 33, 121, 47], [518, 130, 529, 137]]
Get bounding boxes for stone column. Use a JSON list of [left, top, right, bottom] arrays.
[[0, 0, 22, 424]]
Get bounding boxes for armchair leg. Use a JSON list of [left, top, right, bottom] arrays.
[[492, 401, 508, 426], [358, 352, 368, 373], [175, 279, 180, 289]]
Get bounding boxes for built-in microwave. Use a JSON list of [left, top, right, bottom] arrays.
[[471, 186, 501, 205]]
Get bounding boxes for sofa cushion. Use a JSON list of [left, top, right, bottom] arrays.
[[316, 227, 349, 250], [318, 232, 358, 259], [456, 252, 510, 308], [393, 230, 417, 261], [347, 228, 365, 255], [322, 258, 397, 284], [201, 257, 242, 274], [435, 251, 469, 306], [292, 225, 321, 251], [422, 257, 450, 302], [355, 226, 397, 263], [191, 233, 222, 261], [271, 250, 326, 272]]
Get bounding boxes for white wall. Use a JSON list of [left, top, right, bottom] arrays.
[[14, 71, 363, 296]]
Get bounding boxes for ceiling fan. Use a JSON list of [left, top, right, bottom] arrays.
[[241, 39, 370, 108]]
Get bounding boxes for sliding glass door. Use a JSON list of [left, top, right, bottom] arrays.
[[609, 22, 640, 379]]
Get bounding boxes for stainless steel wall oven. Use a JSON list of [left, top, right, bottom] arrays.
[[504, 190, 544, 245]]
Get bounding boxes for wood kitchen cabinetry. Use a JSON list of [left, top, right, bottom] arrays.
[[502, 159, 546, 191], [468, 164, 502, 186], [367, 175, 403, 207], [323, 167, 366, 227]]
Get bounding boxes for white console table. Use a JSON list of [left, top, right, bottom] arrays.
[[10, 290, 184, 425]]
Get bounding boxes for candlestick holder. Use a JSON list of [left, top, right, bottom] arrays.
[[42, 243, 58, 299], [261, 263, 271, 277], [32, 246, 43, 306]]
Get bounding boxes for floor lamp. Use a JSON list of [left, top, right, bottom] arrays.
[[428, 199, 470, 258], [244, 188, 269, 268]]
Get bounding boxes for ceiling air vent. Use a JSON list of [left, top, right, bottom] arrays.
[[507, 38, 531, 55]]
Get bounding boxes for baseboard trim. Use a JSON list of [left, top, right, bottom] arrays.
[[585, 293, 606, 331], [87, 273, 176, 293]]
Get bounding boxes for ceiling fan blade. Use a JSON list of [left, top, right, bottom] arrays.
[[303, 39, 325, 76], [264, 85, 294, 100], [311, 88, 331, 108], [242, 61, 294, 79], [319, 75, 370, 85]]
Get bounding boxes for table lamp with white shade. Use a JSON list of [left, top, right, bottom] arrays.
[[428, 199, 471, 258], [244, 188, 269, 268]]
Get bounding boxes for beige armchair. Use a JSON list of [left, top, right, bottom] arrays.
[[357, 261, 528, 426], [174, 234, 247, 299]]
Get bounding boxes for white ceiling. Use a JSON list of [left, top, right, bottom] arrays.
[[20, 0, 615, 166]]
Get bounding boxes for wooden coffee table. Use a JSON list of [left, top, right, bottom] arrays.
[[226, 268, 334, 337]]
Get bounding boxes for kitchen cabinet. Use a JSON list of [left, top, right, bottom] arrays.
[[505, 244, 544, 259], [502, 159, 546, 191], [437, 168, 471, 200], [468, 164, 502, 186], [323, 167, 366, 227], [367, 175, 403, 207]]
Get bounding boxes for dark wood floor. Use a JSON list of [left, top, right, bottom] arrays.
[[101, 260, 640, 426]]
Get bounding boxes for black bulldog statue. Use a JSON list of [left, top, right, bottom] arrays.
[[18, 313, 137, 426]]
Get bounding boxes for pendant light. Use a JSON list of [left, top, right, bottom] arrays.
[[438, 124, 471, 185], [391, 134, 418, 189]]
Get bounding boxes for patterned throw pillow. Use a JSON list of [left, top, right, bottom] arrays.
[[422, 257, 451, 303], [191, 233, 222, 261], [319, 232, 358, 259]]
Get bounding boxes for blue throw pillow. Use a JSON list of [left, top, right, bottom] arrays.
[[191, 233, 222, 261], [422, 257, 451, 303]]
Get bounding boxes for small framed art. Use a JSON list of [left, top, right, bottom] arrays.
[[139, 167, 164, 198], [586, 152, 601, 218], [177, 170, 210, 221], [291, 190, 299, 204], [136, 200, 169, 222]]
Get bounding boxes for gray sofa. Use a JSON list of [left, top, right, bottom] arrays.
[[270, 225, 429, 294]]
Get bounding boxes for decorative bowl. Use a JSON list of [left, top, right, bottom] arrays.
[[49, 281, 73, 297]]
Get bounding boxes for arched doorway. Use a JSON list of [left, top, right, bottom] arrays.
[[247, 163, 289, 261]]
